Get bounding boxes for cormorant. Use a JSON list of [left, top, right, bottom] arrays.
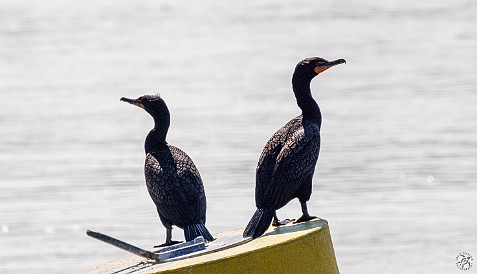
[[243, 57, 346, 239], [121, 94, 214, 246]]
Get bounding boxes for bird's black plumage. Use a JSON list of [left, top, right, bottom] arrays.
[[121, 94, 214, 246], [244, 57, 345, 239]]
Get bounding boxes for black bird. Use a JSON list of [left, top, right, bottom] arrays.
[[243, 57, 346, 239], [121, 94, 214, 246]]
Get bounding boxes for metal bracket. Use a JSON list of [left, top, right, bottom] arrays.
[[86, 229, 206, 262], [155, 236, 206, 261]]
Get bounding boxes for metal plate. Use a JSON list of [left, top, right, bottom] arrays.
[[86, 228, 252, 274], [154, 231, 252, 263]]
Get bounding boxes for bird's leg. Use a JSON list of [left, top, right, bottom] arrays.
[[294, 201, 317, 223], [272, 212, 294, 226], [153, 228, 182, 248]]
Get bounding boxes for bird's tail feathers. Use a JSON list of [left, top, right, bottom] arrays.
[[243, 208, 274, 239], [184, 223, 214, 242]]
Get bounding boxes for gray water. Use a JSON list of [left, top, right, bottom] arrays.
[[1, 0, 476, 273]]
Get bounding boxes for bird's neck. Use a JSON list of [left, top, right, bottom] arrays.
[[292, 74, 321, 123], [144, 116, 170, 154]]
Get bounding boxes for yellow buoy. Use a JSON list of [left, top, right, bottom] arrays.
[[87, 218, 339, 274]]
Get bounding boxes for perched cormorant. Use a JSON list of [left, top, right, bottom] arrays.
[[243, 57, 346, 239], [121, 94, 214, 246]]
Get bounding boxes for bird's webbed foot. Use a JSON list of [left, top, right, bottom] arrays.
[[272, 219, 294, 226], [293, 214, 317, 224], [153, 240, 182, 248], [154, 227, 182, 248], [272, 213, 294, 226], [294, 201, 317, 223]]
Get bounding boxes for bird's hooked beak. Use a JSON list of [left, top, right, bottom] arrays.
[[314, 58, 346, 74], [120, 97, 145, 109]]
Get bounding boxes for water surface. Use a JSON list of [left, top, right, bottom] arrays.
[[1, 0, 476, 273]]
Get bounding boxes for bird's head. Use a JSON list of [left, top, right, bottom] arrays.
[[120, 94, 169, 120], [294, 57, 346, 81]]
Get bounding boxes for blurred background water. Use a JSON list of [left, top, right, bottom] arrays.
[[1, 0, 476, 273]]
